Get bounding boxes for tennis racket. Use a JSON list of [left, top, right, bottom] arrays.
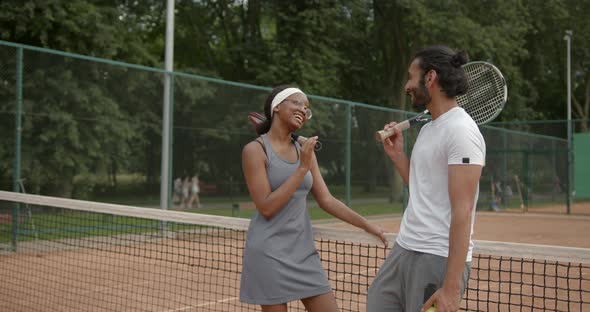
[[375, 61, 508, 142], [247, 111, 266, 134], [513, 175, 527, 213], [247, 112, 322, 151]]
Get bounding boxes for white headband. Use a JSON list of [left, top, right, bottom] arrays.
[[270, 88, 304, 118]]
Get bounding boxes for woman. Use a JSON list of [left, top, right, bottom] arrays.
[[240, 85, 388, 311]]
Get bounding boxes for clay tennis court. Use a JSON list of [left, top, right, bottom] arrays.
[[1, 201, 589, 311], [321, 201, 590, 248], [0, 229, 379, 312], [318, 201, 590, 311]]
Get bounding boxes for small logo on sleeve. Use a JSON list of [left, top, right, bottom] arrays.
[[462, 157, 470, 164]]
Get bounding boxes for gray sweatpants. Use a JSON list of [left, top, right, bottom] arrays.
[[367, 243, 470, 312]]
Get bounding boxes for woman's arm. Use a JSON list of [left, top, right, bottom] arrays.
[[241, 141, 307, 220], [309, 153, 388, 246], [242, 137, 319, 220]]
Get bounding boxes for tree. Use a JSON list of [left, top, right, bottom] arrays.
[[342, 0, 533, 199], [567, 0, 590, 131], [0, 0, 156, 197], [2, 0, 587, 201]]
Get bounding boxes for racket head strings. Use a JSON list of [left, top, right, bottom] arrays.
[[458, 62, 507, 125]]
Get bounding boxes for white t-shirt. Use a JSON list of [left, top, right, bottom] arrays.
[[396, 107, 486, 261]]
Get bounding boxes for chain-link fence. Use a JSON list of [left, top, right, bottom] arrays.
[[0, 40, 582, 216]]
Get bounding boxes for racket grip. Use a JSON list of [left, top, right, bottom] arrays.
[[294, 135, 322, 151], [375, 120, 410, 142], [314, 141, 322, 151]]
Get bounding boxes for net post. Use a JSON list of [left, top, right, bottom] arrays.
[[564, 30, 573, 214], [524, 150, 530, 209], [502, 130, 508, 208], [160, 0, 175, 232], [345, 103, 352, 206], [11, 47, 23, 251]]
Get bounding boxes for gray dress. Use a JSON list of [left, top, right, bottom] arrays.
[[239, 134, 331, 305]]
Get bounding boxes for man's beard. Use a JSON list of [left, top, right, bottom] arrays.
[[410, 76, 431, 111]]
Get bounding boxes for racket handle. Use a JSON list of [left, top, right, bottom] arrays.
[[293, 135, 322, 151], [375, 120, 410, 142]]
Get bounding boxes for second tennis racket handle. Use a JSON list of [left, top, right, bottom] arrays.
[[375, 120, 410, 142]]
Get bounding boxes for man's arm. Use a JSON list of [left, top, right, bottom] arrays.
[[422, 164, 482, 312], [447, 164, 482, 292]]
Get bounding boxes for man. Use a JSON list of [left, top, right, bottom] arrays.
[[367, 45, 485, 312]]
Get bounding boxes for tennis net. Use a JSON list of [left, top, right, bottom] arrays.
[[1, 191, 589, 311]]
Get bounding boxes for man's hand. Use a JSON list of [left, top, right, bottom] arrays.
[[381, 122, 405, 161], [422, 285, 461, 312]]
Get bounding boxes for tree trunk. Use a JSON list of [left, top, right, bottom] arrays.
[[110, 157, 117, 188], [373, 0, 411, 203], [572, 74, 590, 132], [245, 0, 261, 42], [48, 168, 75, 198]]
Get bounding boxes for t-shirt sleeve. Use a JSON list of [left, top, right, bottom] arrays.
[[446, 125, 485, 166]]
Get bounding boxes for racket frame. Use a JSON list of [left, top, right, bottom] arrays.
[[375, 61, 507, 142]]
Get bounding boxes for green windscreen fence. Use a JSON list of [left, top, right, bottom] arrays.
[[574, 132, 590, 198], [0, 40, 579, 216]]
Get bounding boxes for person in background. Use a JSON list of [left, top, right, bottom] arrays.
[[188, 175, 202, 208], [181, 176, 190, 209], [173, 177, 182, 207]]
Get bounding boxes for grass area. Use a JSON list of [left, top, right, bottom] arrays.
[[485, 197, 570, 212], [3, 196, 582, 245], [0, 202, 401, 244], [188, 202, 404, 220], [0, 211, 209, 244]]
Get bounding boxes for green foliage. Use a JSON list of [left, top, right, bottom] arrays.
[[567, 0, 590, 130], [1, 0, 588, 201], [0, 0, 158, 196]]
